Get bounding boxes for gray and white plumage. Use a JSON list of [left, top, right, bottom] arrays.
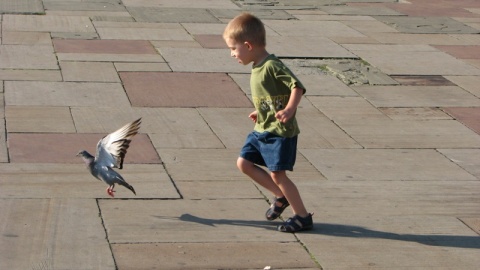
[[77, 118, 141, 197]]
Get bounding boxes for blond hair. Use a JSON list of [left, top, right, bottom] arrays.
[[223, 13, 266, 46]]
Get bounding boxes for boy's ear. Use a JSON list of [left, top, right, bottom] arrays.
[[244, 41, 253, 50]]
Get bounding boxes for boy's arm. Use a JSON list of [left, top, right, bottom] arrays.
[[275, 86, 304, 124]]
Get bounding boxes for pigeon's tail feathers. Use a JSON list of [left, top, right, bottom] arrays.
[[120, 182, 136, 195]]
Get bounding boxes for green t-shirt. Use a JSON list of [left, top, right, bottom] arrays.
[[250, 54, 306, 138]]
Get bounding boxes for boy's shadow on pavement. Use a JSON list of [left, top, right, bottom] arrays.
[[157, 214, 480, 249]]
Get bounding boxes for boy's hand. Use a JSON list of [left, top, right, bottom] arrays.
[[275, 108, 294, 124], [249, 111, 258, 123]]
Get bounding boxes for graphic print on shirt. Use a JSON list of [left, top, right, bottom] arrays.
[[254, 95, 289, 112]]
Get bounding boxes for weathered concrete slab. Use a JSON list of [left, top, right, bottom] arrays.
[[320, 5, 403, 16], [0, 199, 114, 269], [43, 0, 126, 11], [112, 242, 317, 270], [159, 47, 251, 73], [57, 52, 165, 62], [335, 119, 480, 149], [114, 62, 171, 72], [1, 31, 51, 45], [127, 7, 220, 23], [345, 44, 480, 75], [0, 118, 6, 163], [0, 69, 62, 81], [123, 0, 239, 9], [297, 216, 480, 269], [268, 36, 357, 58], [8, 133, 160, 164], [297, 108, 362, 149], [53, 39, 158, 54], [97, 27, 193, 40], [0, 164, 177, 199], [2, 14, 94, 32], [60, 61, 120, 82], [5, 106, 75, 133], [380, 107, 452, 121], [300, 149, 478, 181], [264, 20, 366, 38], [0, 0, 43, 14], [299, 180, 480, 217], [307, 96, 388, 121], [0, 45, 57, 69], [211, 8, 295, 20], [445, 75, 480, 97], [353, 85, 480, 107], [439, 149, 480, 179], [176, 178, 268, 200], [159, 149, 243, 181], [198, 108, 255, 149], [121, 72, 252, 107], [99, 199, 296, 243], [443, 107, 480, 135], [369, 32, 468, 45], [391, 75, 456, 86], [5, 81, 131, 107], [381, 0, 479, 17], [71, 106, 225, 149], [341, 19, 398, 34], [434, 45, 480, 59], [376, 16, 479, 34], [300, 74, 358, 96]]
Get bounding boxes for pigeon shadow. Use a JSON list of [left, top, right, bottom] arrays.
[[155, 214, 480, 249]]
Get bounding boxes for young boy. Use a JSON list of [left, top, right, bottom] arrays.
[[223, 13, 313, 232]]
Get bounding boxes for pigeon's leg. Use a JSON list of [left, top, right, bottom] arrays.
[[106, 185, 115, 198]]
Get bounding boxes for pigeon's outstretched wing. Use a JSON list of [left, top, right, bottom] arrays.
[[95, 118, 142, 169]]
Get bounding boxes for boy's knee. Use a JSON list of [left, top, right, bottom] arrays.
[[237, 157, 252, 173], [270, 171, 287, 184]]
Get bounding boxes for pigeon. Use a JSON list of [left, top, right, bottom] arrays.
[[77, 118, 141, 197]]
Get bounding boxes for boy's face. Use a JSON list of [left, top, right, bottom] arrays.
[[225, 37, 252, 65]]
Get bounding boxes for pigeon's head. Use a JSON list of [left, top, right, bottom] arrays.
[[76, 150, 94, 163]]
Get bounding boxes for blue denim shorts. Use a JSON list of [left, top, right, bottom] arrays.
[[239, 131, 298, 172]]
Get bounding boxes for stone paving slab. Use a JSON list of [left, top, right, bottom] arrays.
[[0, 45, 57, 69], [320, 5, 403, 16], [112, 242, 317, 270], [345, 45, 480, 75], [376, 16, 480, 34], [307, 96, 388, 121], [127, 7, 221, 23], [4, 81, 132, 107], [268, 36, 357, 58], [175, 180, 264, 200], [332, 118, 480, 149], [0, 119, 6, 163], [5, 106, 76, 133], [380, 107, 452, 121], [2, 31, 51, 45], [299, 180, 480, 217], [121, 72, 252, 107], [0, 163, 178, 199], [2, 14, 94, 32], [443, 107, 480, 134], [53, 39, 158, 54], [114, 62, 171, 72], [99, 199, 296, 243], [264, 20, 366, 38], [43, 0, 126, 12], [60, 61, 120, 82], [367, 32, 468, 45], [57, 52, 166, 62], [300, 149, 478, 181], [0, 0, 44, 14], [391, 75, 456, 86], [0, 198, 114, 270], [439, 149, 480, 179], [123, 0, 240, 9], [159, 47, 251, 73], [8, 133, 160, 164], [445, 75, 480, 97], [0, 69, 62, 81], [97, 26, 193, 41], [296, 216, 480, 269], [434, 45, 480, 59], [353, 85, 480, 107]]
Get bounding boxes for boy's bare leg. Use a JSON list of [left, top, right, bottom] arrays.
[[237, 157, 283, 198], [271, 171, 308, 217]]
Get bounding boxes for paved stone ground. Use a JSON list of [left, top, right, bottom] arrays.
[[1, 0, 480, 269]]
